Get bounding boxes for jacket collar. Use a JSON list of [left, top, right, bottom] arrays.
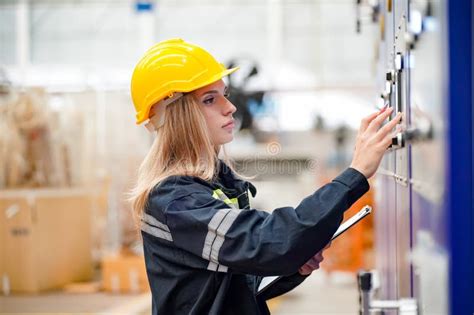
[[215, 160, 257, 198]]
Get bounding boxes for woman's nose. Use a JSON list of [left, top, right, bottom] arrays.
[[224, 99, 237, 116]]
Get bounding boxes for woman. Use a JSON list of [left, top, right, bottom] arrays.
[[129, 38, 402, 315]]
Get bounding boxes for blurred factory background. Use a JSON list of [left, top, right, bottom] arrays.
[[0, 0, 472, 314]]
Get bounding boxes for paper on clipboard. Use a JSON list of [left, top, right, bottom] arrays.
[[257, 205, 372, 295]]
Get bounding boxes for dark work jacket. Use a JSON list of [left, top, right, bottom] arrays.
[[141, 161, 369, 314]]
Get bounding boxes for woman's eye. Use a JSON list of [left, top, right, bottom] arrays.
[[203, 97, 215, 105]]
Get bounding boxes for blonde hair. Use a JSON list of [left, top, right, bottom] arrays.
[[129, 93, 235, 221]]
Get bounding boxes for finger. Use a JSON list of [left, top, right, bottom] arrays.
[[359, 111, 380, 133], [376, 112, 403, 140], [382, 134, 394, 150], [381, 124, 403, 148], [306, 259, 321, 270], [309, 252, 324, 265], [367, 107, 394, 133], [299, 265, 312, 275], [375, 112, 403, 140], [359, 105, 388, 132], [366, 107, 394, 133]]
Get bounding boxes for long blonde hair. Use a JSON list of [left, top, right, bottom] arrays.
[[129, 93, 233, 221]]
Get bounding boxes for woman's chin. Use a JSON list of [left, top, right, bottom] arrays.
[[216, 134, 234, 146]]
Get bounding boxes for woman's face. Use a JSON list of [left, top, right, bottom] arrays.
[[193, 79, 237, 146]]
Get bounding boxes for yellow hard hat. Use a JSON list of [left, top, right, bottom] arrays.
[[131, 38, 239, 125]]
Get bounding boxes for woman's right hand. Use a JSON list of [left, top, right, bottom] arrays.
[[350, 107, 403, 179]]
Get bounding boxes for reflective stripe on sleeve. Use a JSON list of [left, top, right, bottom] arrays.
[[142, 213, 171, 232], [202, 207, 240, 272], [141, 221, 173, 241], [141, 213, 173, 241], [207, 261, 228, 272]]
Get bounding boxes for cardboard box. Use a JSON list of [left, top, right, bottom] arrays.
[[0, 189, 93, 294], [101, 254, 149, 294]]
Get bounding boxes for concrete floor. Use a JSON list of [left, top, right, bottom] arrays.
[[0, 291, 151, 314], [0, 271, 358, 315], [271, 271, 359, 315]]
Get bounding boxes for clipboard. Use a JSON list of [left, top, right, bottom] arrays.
[[257, 205, 372, 295]]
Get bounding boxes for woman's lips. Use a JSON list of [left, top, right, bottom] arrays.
[[222, 120, 235, 129]]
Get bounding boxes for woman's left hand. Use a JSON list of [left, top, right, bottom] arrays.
[[298, 243, 331, 276]]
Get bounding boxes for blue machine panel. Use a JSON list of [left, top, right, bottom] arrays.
[[446, 0, 473, 313]]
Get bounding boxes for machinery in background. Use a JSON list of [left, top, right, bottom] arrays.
[[226, 58, 274, 139]]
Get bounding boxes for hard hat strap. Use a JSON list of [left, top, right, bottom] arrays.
[[144, 92, 184, 132]]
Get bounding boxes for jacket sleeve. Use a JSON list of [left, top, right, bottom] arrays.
[[247, 273, 308, 300], [160, 167, 369, 276]]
